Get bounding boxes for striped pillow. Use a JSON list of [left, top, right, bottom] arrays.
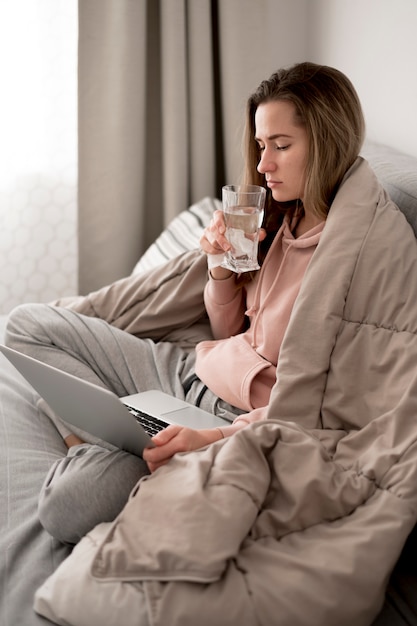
[[132, 197, 220, 275]]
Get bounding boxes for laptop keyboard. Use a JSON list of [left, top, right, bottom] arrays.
[[124, 404, 168, 437]]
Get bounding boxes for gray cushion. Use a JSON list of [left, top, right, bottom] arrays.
[[361, 140, 417, 236]]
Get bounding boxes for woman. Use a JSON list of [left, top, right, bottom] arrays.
[[5, 62, 365, 544], [153, 61, 364, 466]]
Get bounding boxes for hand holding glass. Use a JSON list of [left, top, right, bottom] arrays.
[[221, 184, 266, 272]]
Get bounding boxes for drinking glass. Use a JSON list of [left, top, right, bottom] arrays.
[[221, 184, 266, 272]]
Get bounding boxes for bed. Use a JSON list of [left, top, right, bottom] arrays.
[[1, 140, 417, 625]]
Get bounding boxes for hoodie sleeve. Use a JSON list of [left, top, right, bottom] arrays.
[[203, 272, 247, 339], [218, 407, 268, 438]]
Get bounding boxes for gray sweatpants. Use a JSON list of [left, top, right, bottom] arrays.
[[6, 303, 240, 545]]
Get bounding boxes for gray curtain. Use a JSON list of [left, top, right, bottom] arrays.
[[78, 0, 308, 293]]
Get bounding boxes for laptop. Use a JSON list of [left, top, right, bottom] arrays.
[[0, 344, 229, 457]]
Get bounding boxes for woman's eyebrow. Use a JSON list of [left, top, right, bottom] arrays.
[[255, 133, 293, 142]]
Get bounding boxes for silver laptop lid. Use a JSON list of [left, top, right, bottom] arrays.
[[0, 344, 151, 456]]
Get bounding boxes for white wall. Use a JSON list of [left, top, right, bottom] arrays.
[[219, 0, 417, 184], [307, 0, 417, 158]]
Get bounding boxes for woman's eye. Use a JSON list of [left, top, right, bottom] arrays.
[[257, 143, 289, 152]]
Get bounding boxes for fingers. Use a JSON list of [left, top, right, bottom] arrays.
[[200, 210, 231, 255], [151, 423, 181, 446], [142, 426, 220, 473], [142, 424, 186, 471], [146, 460, 163, 473]]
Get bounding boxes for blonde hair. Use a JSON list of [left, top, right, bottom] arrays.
[[244, 62, 366, 222]]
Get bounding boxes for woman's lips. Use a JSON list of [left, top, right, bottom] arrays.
[[266, 180, 282, 189]]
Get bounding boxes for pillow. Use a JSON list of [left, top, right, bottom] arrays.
[[133, 196, 221, 275], [361, 140, 417, 237]]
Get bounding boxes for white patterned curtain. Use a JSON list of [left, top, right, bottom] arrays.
[[0, 0, 78, 315]]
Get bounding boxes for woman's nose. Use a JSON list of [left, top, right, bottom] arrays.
[[257, 150, 275, 174]]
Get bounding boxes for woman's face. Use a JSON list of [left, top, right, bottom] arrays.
[[255, 99, 309, 203]]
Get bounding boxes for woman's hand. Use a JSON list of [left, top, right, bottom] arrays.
[[142, 424, 223, 473], [200, 209, 231, 254], [200, 210, 234, 280], [200, 209, 266, 280]]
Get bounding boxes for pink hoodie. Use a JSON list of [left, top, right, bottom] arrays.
[[195, 216, 324, 435]]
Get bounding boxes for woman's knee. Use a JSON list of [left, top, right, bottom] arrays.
[[38, 447, 95, 544], [5, 303, 53, 349], [38, 472, 85, 545], [38, 444, 149, 544]]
